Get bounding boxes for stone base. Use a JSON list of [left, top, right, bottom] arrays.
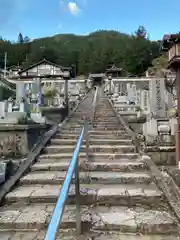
[[0, 124, 50, 159]]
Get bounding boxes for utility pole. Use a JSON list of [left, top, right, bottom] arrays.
[[4, 52, 7, 79]]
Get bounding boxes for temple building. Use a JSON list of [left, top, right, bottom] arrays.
[[105, 64, 123, 78]]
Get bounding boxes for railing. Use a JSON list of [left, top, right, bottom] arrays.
[[44, 119, 89, 240], [92, 86, 99, 125]]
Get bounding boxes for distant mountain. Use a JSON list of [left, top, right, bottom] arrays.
[[0, 28, 161, 76]]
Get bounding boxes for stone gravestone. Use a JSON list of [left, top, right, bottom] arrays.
[[31, 79, 41, 110], [140, 90, 149, 114], [114, 84, 119, 94], [131, 84, 137, 103], [149, 79, 166, 118], [0, 102, 6, 118], [144, 79, 168, 142], [167, 92, 174, 109], [16, 83, 26, 104], [127, 84, 136, 104]]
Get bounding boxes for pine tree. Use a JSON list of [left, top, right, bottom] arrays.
[[18, 33, 24, 44]]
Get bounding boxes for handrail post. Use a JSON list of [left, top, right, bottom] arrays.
[[75, 159, 81, 235], [84, 118, 89, 161], [93, 86, 98, 127]]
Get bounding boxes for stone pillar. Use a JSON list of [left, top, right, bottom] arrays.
[[8, 98, 13, 112], [140, 90, 149, 114], [114, 84, 119, 94], [149, 78, 166, 118], [64, 79, 68, 107], [16, 82, 26, 104]]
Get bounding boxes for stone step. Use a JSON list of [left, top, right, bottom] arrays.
[[31, 160, 146, 172], [68, 120, 119, 124], [2, 204, 174, 235], [38, 152, 140, 161], [59, 130, 128, 135], [0, 232, 178, 240], [6, 183, 164, 208], [54, 133, 132, 140], [59, 129, 128, 135], [91, 233, 179, 240], [91, 206, 178, 235], [19, 171, 151, 185], [44, 144, 136, 154], [63, 126, 124, 131], [0, 204, 91, 231], [50, 138, 133, 145], [1, 201, 173, 235]]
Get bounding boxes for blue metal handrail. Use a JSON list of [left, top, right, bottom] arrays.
[[44, 125, 86, 240]]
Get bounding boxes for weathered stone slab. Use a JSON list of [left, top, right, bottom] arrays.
[[6, 186, 40, 202], [55, 132, 132, 140], [20, 171, 151, 185], [94, 233, 180, 240], [44, 144, 135, 154], [92, 206, 137, 232], [51, 138, 132, 145], [135, 210, 178, 234], [0, 232, 14, 240], [10, 232, 38, 240], [89, 172, 151, 184], [20, 172, 57, 184], [84, 161, 146, 172], [97, 185, 163, 208], [91, 207, 178, 234], [6, 183, 163, 207], [0, 209, 21, 229], [38, 152, 140, 161], [32, 160, 146, 172], [0, 204, 91, 230]]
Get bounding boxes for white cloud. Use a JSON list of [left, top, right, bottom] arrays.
[[67, 2, 80, 15]]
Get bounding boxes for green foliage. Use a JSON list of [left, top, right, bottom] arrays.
[[134, 26, 148, 39], [0, 86, 15, 101], [44, 87, 57, 98], [135, 106, 142, 112], [17, 115, 37, 124], [0, 27, 161, 76], [17, 115, 28, 124], [147, 54, 168, 76]]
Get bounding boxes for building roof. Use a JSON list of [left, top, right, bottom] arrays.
[[106, 64, 122, 72], [7, 65, 22, 71], [19, 59, 71, 74], [162, 34, 180, 50], [89, 73, 105, 78]]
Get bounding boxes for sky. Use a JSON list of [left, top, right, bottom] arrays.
[[0, 0, 180, 41]]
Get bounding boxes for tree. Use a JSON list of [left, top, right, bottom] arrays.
[[23, 36, 30, 43], [18, 33, 24, 44], [135, 26, 147, 39], [0, 29, 160, 76]]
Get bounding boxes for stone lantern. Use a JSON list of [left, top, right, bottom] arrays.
[[162, 34, 180, 165]]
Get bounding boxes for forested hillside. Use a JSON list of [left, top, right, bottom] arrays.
[[0, 26, 161, 76]]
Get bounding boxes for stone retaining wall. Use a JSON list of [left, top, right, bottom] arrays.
[[0, 124, 51, 159], [144, 145, 176, 166], [41, 106, 68, 123], [127, 116, 146, 134]]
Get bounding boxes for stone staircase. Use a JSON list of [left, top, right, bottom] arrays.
[[0, 89, 179, 239]]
